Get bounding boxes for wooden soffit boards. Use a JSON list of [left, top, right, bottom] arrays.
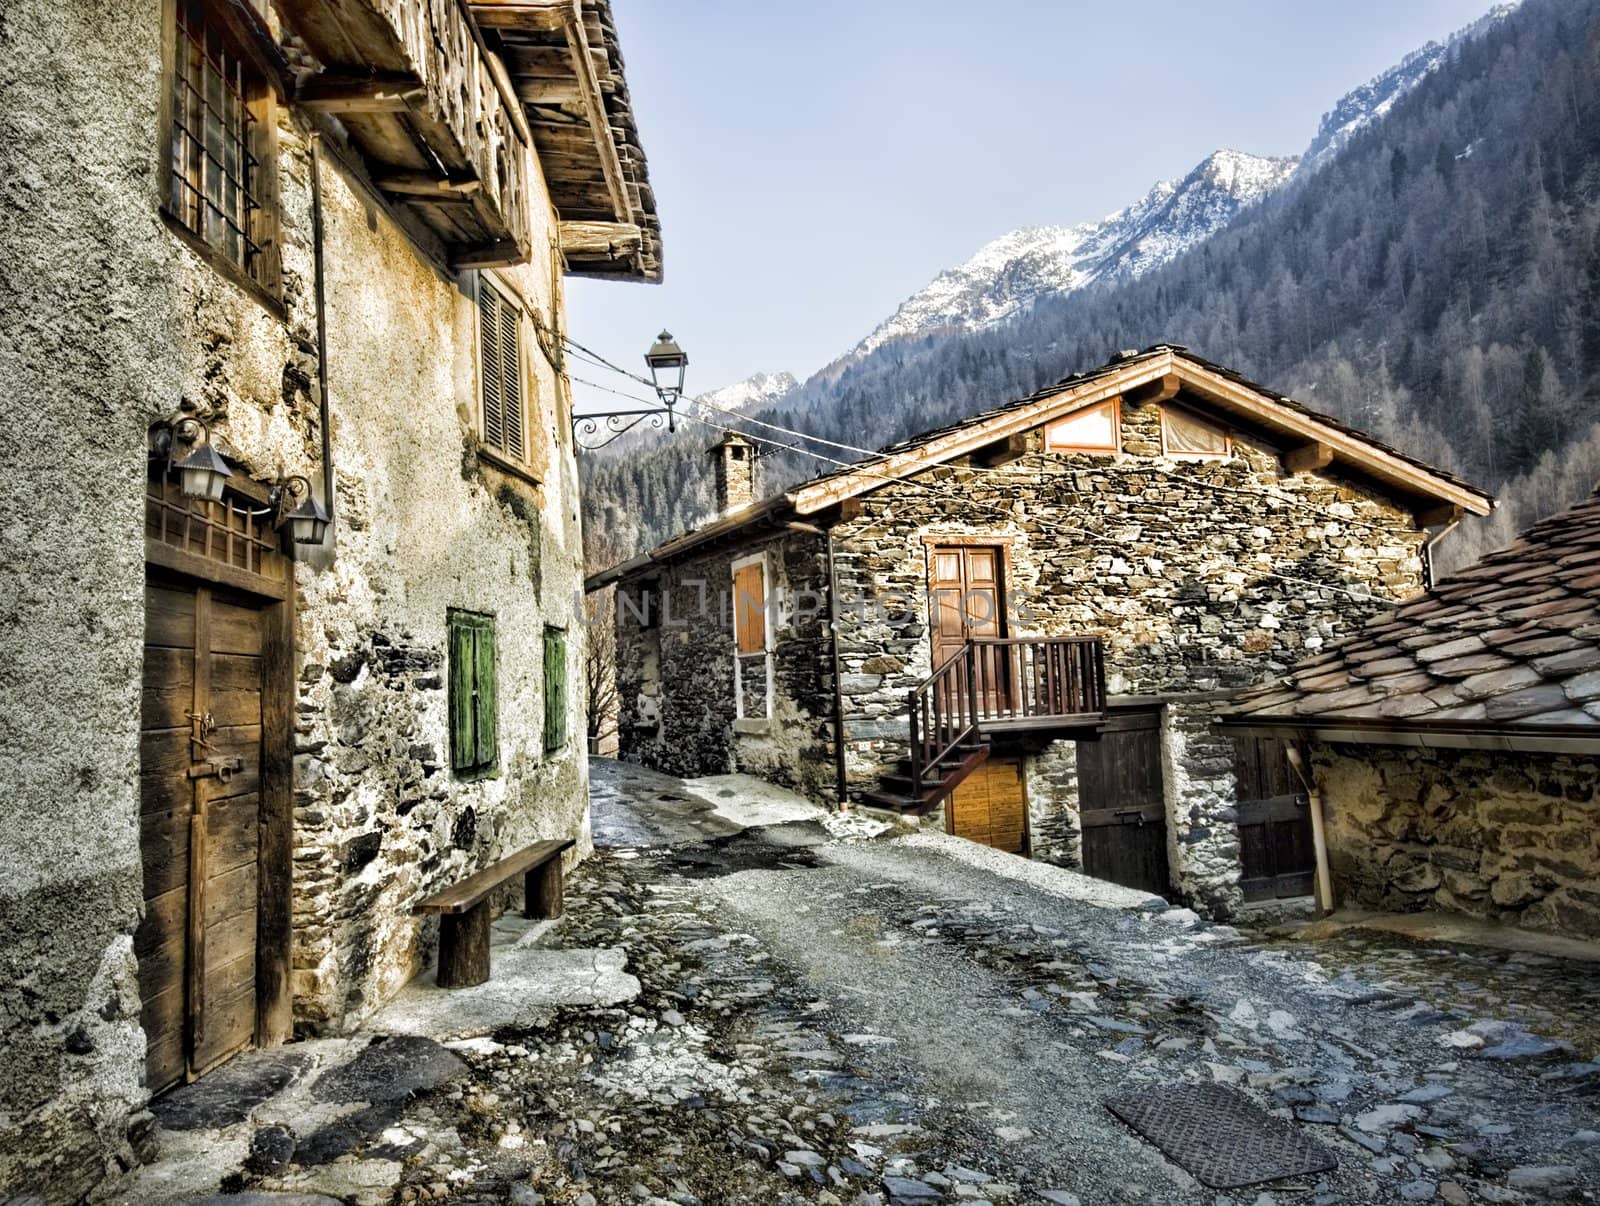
[[470, 0, 663, 282], [789, 352, 1494, 520]]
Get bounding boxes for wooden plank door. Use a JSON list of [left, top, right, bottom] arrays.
[[947, 757, 1029, 855], [1233, 737, 1315, 901], [137, 575, 264, 1092], [1076, 711, 1170, 896], [929, 545, 1006, 710]]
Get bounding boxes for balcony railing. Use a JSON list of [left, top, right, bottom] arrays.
[[907, 636, 1106, 796], [282, 0, 534, 265]]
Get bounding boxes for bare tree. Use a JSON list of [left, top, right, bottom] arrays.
[[582, 530, 626, 756]]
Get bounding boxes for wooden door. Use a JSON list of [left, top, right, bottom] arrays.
[[138, 575, 264, 1092], [929, 545, 1006, 709], [947, 757, 1028, 855], [1233, 737, 1315, 901], [1076, 711, 1170, 896]]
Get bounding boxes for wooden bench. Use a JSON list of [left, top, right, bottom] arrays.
[[414, 838, 575, 988]]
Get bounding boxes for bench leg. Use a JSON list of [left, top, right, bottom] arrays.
[[526, 860, 564, 920], [437, 903, 491, 988]]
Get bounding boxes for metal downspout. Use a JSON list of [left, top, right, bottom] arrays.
[[310, 133, 336, 545]]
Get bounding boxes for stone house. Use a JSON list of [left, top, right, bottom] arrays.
[[590, 347, 1491, 919], [0, 0, 659, 1197], [1221, 487, 1600, 941]]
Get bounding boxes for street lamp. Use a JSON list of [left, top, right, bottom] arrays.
[[645, 330, 688, 406], [571, 331, 693, 451]]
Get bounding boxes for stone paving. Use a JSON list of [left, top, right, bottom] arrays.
[[115, 761, 1600, 1205]]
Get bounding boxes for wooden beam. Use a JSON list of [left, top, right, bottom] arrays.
[[296, 72, 425, 113], [451, 239, 529, 268], [559, 220, 641, 256], [559, 2, 632, 224], [1415, 502, 1464, 528], [469, 0, 570, 33], [1122, 372, 1181, 407], [516, 78, 584, 107], [377, 173, 483, 198], [972, 432, 1028, 468], [1281, 441, 1335, 474]]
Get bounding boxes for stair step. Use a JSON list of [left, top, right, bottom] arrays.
[[861, 790, 934, 815]]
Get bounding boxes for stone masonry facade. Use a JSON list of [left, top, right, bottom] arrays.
[[615, 393, 1432, 920], [1315, 743, 1600, 941], [1, 2, 590, 1196]]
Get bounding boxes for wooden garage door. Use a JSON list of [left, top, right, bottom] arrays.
[[138, 575, 264, 1092], [1077, 711, 1170, 896], [1234, 737, 1315, 901], [947, 757, 1028, 855]]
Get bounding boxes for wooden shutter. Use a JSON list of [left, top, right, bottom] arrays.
[[479, 286, 505, 453], [733, 561, 767, 655], [474, 621, 498, 768], [543, 628, 566, 752], [499, 298, 524, 459], [448, 614, 476, 771]]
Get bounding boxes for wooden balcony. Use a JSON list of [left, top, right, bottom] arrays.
[[281, 0, 534, 267], [865, 637, 1107, 815]]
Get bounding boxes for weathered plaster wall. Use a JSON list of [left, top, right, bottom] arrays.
[[1315, 743, 1600, 940], [1, 2, 178, 1196], [616, 531, 835, 799], [1, 2, 589, 1195]]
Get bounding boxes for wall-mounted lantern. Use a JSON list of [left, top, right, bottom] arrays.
[[272, 475, 331, 545], [154, 415, 234, 501]]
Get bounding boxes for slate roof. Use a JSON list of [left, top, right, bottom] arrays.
[[1224, 487, 1600, 742], [793, 344, 1488, 504], [587, 344, 1492, 591]]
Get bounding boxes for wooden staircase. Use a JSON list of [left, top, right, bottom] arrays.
[[862, 636, 1107, 816]]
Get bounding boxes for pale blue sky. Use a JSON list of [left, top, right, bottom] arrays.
[[567, 0, 1502, 409]]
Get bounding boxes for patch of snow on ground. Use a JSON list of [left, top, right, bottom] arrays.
[[897, 830, 1167, 912], [678, 772, 823, 829]]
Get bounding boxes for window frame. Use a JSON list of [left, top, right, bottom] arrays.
[[543, 626, 568, 754], [731, 551, 775, 725], [476, 276, 531, 469], [1159, 403, 1233, 461], [447, 609, 499, 778], [159, 0, 284, 314], [1042, 399, 1121, 455]]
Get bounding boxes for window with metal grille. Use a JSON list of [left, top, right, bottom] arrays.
[[478, 282, 526, 461], [448, 610, 499, 777], [543, 628, 568, 753], [167, 0, 276, 290]]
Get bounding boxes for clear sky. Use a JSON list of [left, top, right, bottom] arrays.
[[566, 0, 1502, 411]]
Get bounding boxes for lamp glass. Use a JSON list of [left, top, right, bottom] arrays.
[[285, 495, 331, 545], [645, 330, 688, 397]]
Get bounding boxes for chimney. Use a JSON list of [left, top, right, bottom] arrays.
[[709, 432, 756, 515]]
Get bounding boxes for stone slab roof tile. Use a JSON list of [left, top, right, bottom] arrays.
[[1225, 486, 1600, 733]]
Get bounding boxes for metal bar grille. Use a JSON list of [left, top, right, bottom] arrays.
[[171, 0, 264, 281]]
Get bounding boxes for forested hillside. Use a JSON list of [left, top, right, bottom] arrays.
[[583, 0, 1600, 572]]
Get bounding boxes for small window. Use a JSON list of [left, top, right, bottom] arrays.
[[543, 627, 568, 753], [165, 0, 279, 293], [1161, 405, 1231, 459], [448, 610, 498, 776], [732, 554, 772, 721], [478, 281, 526, 461], [1043, 400, 1119, 453]]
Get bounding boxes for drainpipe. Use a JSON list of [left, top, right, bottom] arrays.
[[1286, 743, 1335, 915], [825, 528, 848, 809], [309, 133, 336, 546], [1421, 515, 1462, 591]]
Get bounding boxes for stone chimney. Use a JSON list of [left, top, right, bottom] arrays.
[[709, 432, 756, 515]]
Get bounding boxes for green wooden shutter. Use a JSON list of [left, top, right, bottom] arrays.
[[543, 628, 566, 752], [474, 620, 499, 768], [448, 613, 476, 771]]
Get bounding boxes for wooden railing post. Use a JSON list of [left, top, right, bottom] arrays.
[[965, 642, 980, 742]]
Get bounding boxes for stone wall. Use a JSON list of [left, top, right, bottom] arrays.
[[616, 530, 835, 799], [1316, 743, 1600, 940], [821, 396, 1424, 911], [0, 3, 588, 1196]]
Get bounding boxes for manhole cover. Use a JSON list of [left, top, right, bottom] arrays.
[[1105, 1083, 1336, 1189]]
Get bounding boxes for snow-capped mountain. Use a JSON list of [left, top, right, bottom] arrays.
[[851, 150, 1297, 359], [1299, 2, 1520, 174], [693, 370, 798, 416]]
